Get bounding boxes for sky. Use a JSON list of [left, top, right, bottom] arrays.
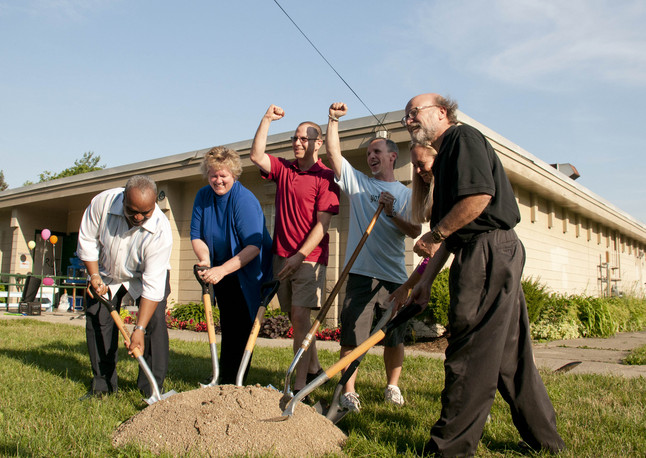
[[1, 0, 645, 223]]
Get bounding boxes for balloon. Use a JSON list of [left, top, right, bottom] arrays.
[[41, 229, 51, 241], [27, 241, 36, 250], [49, 235, 58, 244], [43, 277, 55, 286]]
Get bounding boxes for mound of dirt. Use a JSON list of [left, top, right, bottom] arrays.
[[112, 384, 346, 457]]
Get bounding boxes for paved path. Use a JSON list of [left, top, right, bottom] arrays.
[[3, 310, 646, 378]]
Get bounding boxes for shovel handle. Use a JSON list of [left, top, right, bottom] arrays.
[[194, 265, 218, 344], [325, 303, 422, 379], [298, 203, 384, 352], [203, 292, 217, 345], [89, 285, 143, 358], [193, 265, 210, 294]]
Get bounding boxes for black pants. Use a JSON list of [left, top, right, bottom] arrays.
[[85, 273, 170, 397], [426, 229, 565, 456], [213, 274, 254, 385]]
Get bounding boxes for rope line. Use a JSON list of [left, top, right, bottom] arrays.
[[272, 0, 387, 130]]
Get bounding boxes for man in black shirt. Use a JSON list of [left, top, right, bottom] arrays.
[[403, 93, 566, 456]]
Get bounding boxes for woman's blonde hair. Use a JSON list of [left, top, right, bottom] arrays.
[[410, 142, 438, 224], [200, 146, 242, 180]]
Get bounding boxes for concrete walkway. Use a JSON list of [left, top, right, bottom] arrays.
[[3, 310, 646, 378]]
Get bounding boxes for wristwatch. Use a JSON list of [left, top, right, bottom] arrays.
[[133, 325, 147, 335], [430, 226, 446, 244]]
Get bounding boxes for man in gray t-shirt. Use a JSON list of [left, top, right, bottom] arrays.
[[325, 102, 421, 412]]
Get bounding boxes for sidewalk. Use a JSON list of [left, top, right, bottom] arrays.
[[3, 310, 646, 378]]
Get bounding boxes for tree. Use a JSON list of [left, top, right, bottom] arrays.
[[23, 151, 106, 186], [0, 170, 8, 191]]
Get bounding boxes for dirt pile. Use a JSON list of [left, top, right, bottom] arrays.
[[112, 384, 347, 457]]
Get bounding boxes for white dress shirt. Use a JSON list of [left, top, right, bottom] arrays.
[[77, 188, 172, 302]]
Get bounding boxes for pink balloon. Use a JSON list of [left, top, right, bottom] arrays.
[[43, 277, 55, 286], [41, 229, 51, 241]]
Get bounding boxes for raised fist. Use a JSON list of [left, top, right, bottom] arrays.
[[265, 104, 285, 121], [329, 102, 347, 119]]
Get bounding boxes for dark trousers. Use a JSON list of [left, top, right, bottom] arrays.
[[426, 229, 565, 457], [85, 273, 170, 397], [213, 274, 253, 385]]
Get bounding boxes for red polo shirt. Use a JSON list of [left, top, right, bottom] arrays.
[[264, 155, 340, 265]]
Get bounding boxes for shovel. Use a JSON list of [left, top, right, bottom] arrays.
[[283, 203, 384, 398], [312, 300, 396, 423], [273, 302, 422, 421], [235, 279, 281, 386], [89, 285, 178, 405], [194, 265, 219, 387]]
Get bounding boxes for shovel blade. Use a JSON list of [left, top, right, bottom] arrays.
[[199, 379, 218, 388], [144, 389, 178, 405], [554, 361, 582, 374], [312, 399, 350, 424]]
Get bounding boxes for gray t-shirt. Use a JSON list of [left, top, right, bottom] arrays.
[[336, 157, 412, 284]]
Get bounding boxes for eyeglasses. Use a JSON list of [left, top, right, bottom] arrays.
[[401, 105, 440, 126], [290, 136, 320, 143]]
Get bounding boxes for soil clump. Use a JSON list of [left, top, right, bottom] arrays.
[[112, 384, 346, 457]]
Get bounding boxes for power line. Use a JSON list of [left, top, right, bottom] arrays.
[[272, 0, 387, 130]]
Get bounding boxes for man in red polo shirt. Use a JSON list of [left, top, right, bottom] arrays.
[[251, 104, 340, 397]]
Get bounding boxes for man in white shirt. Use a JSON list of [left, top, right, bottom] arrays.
[[326, 103, 421, 411], [77, 175, 173, 398]]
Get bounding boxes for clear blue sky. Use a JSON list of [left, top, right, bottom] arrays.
[[2, 0, 645, 223]]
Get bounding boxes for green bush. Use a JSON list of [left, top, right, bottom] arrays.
[[608, 295, 646, 332], [522, 277, 551, 323], [170, 301, 216, 324], [264, 306, 287, 319], [418, 268, 450, 326], [575, 295, 616, 337], [624, 344, 646, 365]]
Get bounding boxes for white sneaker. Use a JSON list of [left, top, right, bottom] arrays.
[[340, 392, 361, 412], [384, 385, 405, 406]]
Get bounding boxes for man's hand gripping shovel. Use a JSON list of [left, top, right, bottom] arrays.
[[89, 285, 178, 405], [194, 265, 219, 387], [281, 203, 384, 402]]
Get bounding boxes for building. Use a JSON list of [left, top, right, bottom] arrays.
[[1, 109, 645, 321]]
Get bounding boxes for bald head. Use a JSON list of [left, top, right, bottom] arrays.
[[404, 93, 458, 145]]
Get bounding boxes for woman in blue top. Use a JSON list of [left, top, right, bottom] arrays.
[[190, 146, 273, 384]]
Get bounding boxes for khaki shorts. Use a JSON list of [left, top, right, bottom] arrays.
[[273, 255, 326, 313]]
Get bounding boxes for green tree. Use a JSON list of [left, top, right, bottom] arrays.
[[0, 170, 8, 191], [24, 151, 105, 186]]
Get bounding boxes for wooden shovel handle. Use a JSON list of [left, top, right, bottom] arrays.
[[300, 203, 385, 351]]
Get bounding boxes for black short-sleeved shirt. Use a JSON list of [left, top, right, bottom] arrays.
[[431, 124, 520, 249]]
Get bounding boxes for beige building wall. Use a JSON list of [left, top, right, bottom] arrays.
[[1, 109, 645, 320]]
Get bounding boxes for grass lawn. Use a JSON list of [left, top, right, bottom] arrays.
[[1, 319, 645, 457]]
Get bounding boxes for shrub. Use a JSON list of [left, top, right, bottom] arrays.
[[522, 277, 551, 324], [608, 295, 646, 332], [260, 315, 291, 339], [170, 301, 218, 325], [264, 306, 287, 319], [119, 308, 136, 324], [624, 344, 646, 365], [574, 295, 616, 337], [417, 268, 450, 327], [317, 327, 341, 341], [531, 319, 581, 341]]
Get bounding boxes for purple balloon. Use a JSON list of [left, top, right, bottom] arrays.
[[43, 277, 55, 286], [41, 229, 51, 241]]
